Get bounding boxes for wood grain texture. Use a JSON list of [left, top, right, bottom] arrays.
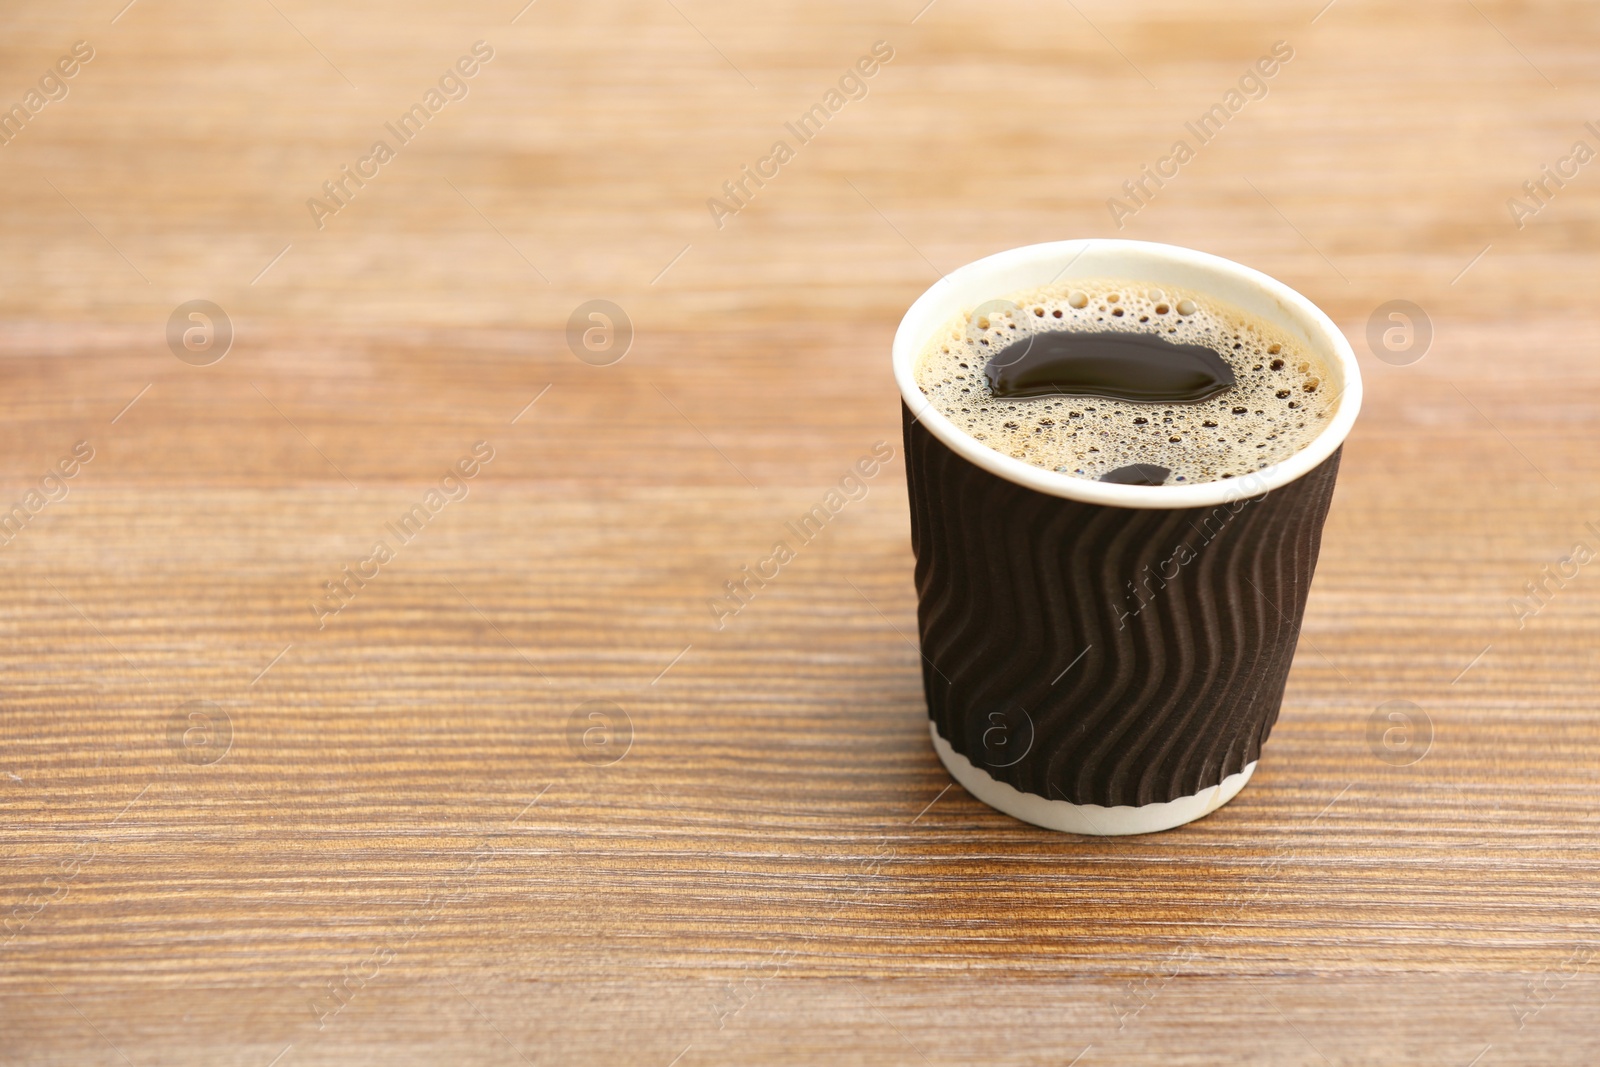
[[2, 0, 1598, 1064]]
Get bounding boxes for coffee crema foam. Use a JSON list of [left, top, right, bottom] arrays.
[[914, 279, 1338, 484]]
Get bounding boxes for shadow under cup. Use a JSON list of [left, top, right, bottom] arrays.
[[892, 240, 1363, 835]]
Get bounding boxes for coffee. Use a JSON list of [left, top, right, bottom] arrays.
[[986, 330, 1236, 403], [914, 279, 1338, 484]]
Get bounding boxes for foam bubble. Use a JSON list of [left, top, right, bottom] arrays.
[[914, 278, 1339, 484]]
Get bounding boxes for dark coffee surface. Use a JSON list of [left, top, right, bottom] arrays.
[[1101, 462, 1172, 485], [914, 279, 1337, 484], [985, 329, 1236, 403]]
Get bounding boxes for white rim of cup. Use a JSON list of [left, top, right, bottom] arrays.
[[892, 239, 1363, 510]]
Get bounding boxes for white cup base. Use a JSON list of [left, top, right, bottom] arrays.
[[929, 722, 1257, 835]]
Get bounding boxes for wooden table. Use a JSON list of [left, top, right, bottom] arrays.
[[3, 1, 1597, 1063]]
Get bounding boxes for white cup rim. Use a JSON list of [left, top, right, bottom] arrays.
[[891, 239, 1363, 510]]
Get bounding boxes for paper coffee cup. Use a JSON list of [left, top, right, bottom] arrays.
[[892, 239, 1362, 835]]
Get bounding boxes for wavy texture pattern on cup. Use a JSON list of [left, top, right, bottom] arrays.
[[904, 404, 1341, 808]]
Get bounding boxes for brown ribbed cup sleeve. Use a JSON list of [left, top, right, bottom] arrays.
[[903, 403, 1341, 807]]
